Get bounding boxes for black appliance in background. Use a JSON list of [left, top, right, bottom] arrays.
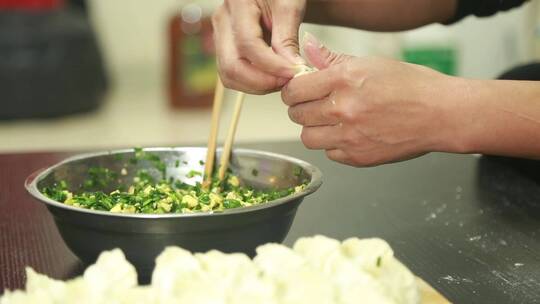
[[0, 0, 108, 119]]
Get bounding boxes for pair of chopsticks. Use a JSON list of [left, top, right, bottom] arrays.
[[202, 78, 245, 189]]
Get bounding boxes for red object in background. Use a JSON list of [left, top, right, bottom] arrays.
[[0, 0, 63, 9], [168, 3, 217, 109]]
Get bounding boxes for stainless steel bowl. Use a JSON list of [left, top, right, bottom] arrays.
[[25, 147, 322, 279]]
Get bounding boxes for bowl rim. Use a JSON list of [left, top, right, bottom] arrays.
[[25, 147, 323, 219]]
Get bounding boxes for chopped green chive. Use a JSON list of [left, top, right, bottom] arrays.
[[186, 170, 202, 178], [41, 150, 306, 214]]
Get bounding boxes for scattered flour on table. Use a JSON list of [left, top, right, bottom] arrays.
[[425, 203, 447, 221], [468, 235, 482, 242], [425, 213, 437, 221], [440, 275, 474, 284]]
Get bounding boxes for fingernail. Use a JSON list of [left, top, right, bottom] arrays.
[[303, 31, 322, 49]]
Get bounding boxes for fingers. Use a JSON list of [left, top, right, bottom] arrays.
[[300, 125, 341, 150], [271, 1, 306, 64], [325, 149, 351, 165], [281, 68, 339, 106], [213, 6, 289, 94], [213, 0, 309, 93], [221, 61, 289, 94], [229, 2, 295, 78], [282, 34, 356, 106], [288, 98, 340, 127]]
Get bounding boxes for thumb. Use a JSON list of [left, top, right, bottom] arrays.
[[302, 32, 351, 70], [271, 3, 306, 65]]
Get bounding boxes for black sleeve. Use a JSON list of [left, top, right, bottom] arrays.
[[446, 0, 529, 24]]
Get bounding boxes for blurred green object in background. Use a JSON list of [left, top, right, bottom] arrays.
[[400, 25, 458, 76], [402, 46, 457, 76]]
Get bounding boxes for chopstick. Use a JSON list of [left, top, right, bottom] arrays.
[[203, 78, 225, 189], [218, 92, 245, 182]]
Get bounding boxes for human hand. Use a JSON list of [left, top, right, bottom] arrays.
[[282, 33, 464, 167], [212, 0, 307, 94]]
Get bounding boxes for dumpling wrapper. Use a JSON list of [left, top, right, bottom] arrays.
[[294, 64, 318, 77]]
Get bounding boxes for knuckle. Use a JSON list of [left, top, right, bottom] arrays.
[[287, 107, 301, 124], [327, 108, 343, 123], [325, 150, 353, 166], [218, 66, 237, 89], [325, 150, 339, 161], [300, 128, 310, 145], [325, 100, 341, 119], [220, 77, 235, 89], [332, 102, 356, 123], [300, 128, 316, 149], [324, 149, 333, 158], [280, 85, 295, 105], [221, 63, 238, 82], [280, 90, 289, 105], [340, 109, 357, 123], [321, 106, 334, 122], [341, 62, 370, 89], [341, 134, 354, 147], [339, 64, 360, 84], [341, 129, 360, 147]]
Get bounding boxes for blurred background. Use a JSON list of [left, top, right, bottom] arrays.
[[0, 0, 538, 153]]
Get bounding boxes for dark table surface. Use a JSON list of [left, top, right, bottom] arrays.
[[1, 141, 540, 303]]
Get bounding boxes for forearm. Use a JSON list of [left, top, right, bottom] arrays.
[[447, 79, 540, 159], [304, 0, 457, 31]]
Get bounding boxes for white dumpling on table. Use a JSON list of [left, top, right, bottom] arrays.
[[0, 235, 421, 304]]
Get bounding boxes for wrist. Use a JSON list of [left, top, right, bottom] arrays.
[[430, 76, 484, 155], [445, 79, 540, 159]]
